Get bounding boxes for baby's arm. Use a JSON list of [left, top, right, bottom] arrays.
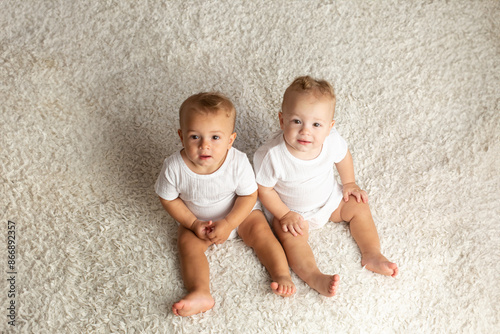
[[335, 149, 368, 203], [159, 197, 212, 240], [207, 190, 258, 244], [258, 185, 305, 236]]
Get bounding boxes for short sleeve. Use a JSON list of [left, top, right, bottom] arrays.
[[155, 156, 180, 201], [234, 151, 258, 196], [329, 127, 348, 163], [253, 146, 277, 188]]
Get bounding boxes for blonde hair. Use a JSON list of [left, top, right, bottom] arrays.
[[179, 92, 236, 130], [282, 76, 336, 110]]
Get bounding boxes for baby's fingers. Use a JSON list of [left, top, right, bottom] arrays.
[[353, 190, 368, 203], [287, 225, 299, 237], [344, 189, 368, 203], [286, 223, 304, 237], [292, 223, 304, 236], [343, 191, 351, 202], [207, 232, 219, 244], [201, 221, 213, 235], [281, 224, 289, 234], [284, 224, 297, 236]]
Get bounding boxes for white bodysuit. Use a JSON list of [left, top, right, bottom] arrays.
[[155, 147, 258, 239], [254, 127, 348, 229]]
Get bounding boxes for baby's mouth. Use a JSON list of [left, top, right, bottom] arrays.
[[199, 155, 212, 160]]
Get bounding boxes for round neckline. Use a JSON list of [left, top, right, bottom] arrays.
[[279, 133, 326, 164]]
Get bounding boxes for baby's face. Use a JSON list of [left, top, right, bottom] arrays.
[[178, 110, 236, 174], [280, 92, 335, 160]]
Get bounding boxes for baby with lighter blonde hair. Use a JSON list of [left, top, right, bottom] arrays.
[[255, 76, 398, 296]]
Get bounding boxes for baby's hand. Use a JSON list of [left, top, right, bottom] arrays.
[[207, 219, 232, 245], [279, 211, 306, 237], [342, 182, 368, 203], [191, 219, 214, 241]]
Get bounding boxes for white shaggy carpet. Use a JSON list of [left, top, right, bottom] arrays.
[[1, 1, 499, 333]]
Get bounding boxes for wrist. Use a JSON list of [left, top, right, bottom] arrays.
[[278, 210, 291, 221], [222, 217, 235, 229], [189, 218, 199, 230]]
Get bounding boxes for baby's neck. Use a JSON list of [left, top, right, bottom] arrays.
[[284, 141, 323, 161]]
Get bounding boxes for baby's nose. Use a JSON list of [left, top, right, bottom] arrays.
[[200, 138, 210, 148], [300, 125, 311, 134]]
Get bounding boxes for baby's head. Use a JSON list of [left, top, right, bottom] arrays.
[[179, 92, 236, 132], [178, 92, 237, 174], [279, 76, 336, 160], [282, 76, 336, 119]]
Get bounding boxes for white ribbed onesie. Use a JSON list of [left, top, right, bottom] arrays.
[[155, 147, 258, 239], [254, 127, 348, 229]]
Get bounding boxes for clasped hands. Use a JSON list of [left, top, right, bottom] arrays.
[[191, 218, 232, 245]]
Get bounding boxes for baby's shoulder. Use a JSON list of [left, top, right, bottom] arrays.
[[255, 131, 282, 155], [225, 147, 253, 170], [228, 147, 249, 161], [254, 131, 284, 169], [324, 127, 348, 161], [161, 150, 184, 170], [326, 127, 347, 145], [164, 150, 182, 162], [328, 126, 341, 137]]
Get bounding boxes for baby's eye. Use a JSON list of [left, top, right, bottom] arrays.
[[212, 135, 220, 140], [190, 135, 199, 140], [292, 119, 301, 124], [313, 122, 321, 127]]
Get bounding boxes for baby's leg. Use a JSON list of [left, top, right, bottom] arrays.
[[239, 210, 296, 297], [330, 197, 398, 277], [272, 218, 340, 297], [172, 226, 215, 316]]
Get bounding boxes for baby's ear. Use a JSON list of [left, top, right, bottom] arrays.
[[228, 132, 237, 147], [177, 129, 184, 143], [278, 112, 284, 129]]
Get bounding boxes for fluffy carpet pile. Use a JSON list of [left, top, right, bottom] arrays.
[[1, 1, 498, 333]]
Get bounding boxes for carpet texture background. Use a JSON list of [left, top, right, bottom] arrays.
[[1, 1, 499, 333]]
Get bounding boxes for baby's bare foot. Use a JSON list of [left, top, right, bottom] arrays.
[[270, 276, 296, 297], [362, 252, 398, 277], [172, 291, 215, 317], [310, 274, 340, 297]]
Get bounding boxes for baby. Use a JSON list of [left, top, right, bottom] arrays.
[[254, 76, 398, 297], [156, 92, 295, 317]]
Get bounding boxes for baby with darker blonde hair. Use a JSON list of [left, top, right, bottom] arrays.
[[179, 92, 236, 131], [156, 92, 295, 317]]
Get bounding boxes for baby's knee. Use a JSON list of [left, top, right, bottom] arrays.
[[347, 201, 372, 222], [177, 227, 207, 252], [300, 220, 310, 232], [176, 230, 192, 249], [240, 214, 272, 242], [353, 200, 371, 213], [250, 218, 272, 235]]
